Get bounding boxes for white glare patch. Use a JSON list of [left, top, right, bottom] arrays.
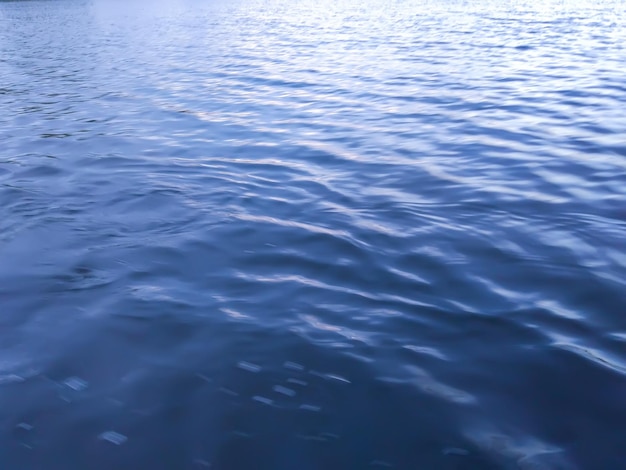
[[237, 361, 261, 373], [0, 374, 25, 384], [195, 373, 213, 383], [252, 396, 273, 406], [98, 431, 127, 445], [299, 404, 321, 412], [326, 374, 351, 384], [273, 385, 296, 397], [63, 377, 88, 391], [284, 361, 304, 371], [287, 378, 308, 386], [218, 387, 239, 397]]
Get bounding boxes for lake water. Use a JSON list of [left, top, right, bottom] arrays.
[[1, 0, 625, 468]]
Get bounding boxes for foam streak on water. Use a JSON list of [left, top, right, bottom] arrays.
[[1, 0, 625, 469]]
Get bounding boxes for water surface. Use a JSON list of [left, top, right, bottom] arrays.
[[1, 0, 626, 468]]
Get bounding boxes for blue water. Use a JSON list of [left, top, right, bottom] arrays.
[[1, 0, 626, 468]]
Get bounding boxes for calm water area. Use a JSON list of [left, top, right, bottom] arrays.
[[1, 0, 626, 468]]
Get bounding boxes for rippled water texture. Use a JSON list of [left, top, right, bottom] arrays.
[[1, 0, 626, 468]]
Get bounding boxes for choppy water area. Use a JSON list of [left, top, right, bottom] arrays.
[[1, 0, 626, 468]]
